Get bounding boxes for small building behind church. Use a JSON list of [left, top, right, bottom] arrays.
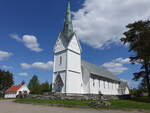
[[52, 1, 129, 96], [4, 84, 30, 98]]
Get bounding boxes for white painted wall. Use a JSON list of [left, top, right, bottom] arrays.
[[88, 77, 120, 95], [4, 93, 16, 98], [100, 80, 104, 94], [53, 52, 67, 72], [17, 84, 30, 94], [53, 33, 83, 94], [54, 35, 66, 53], [66, 71, 83, 93], [82, 82, 90, 94], [125, 87, 130, 95], [68, 35, 81, 54], [66, 34, 83, 94], [67, 50, 81, 72], [81, 65, 90, 94], [53, 36, 67, 93]]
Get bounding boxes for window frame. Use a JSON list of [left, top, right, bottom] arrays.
[[59, 56, 62, 65]]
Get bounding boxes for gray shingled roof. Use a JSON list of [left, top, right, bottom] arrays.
[[81, 60, 121, 82]]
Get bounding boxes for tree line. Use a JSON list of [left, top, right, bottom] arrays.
[[0, 70, 52, 96], [28, 75, 52, 94]]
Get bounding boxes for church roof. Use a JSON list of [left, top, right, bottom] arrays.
[[81, 60, 121, 82]]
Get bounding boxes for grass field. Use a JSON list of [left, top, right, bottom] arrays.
[[15, 99, 90, 107], [131, 96, 150, 103], [15, 98, 150, 110], [110, 99, 150, 110]]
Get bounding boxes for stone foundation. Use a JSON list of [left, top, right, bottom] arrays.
[[25, 93, 130, 100]]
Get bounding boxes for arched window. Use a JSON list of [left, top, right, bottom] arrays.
[[60, 56, 62, 65]]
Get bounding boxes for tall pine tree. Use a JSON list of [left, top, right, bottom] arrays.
[[28, 75, 40, 94], [121, 20, 150, 99]]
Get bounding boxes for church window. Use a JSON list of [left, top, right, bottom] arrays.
[[59, 56, 62, 65], [99, 80, 100, 88], [93, 78, 95, 87], [104, 81, 105, 88]]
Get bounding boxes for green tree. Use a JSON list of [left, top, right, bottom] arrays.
[[136, 77, 148, 93], [40, 81, 51, 93], [49, 83, 52, 92], [28, 75, 41, 94], [0, 69, 14, 92], [121, 20, 150, 99]]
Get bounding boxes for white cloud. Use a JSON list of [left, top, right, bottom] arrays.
[[21, 61, 53, 71], [73, 0, 150, 49], [22, 35, 43, 52], [10, 34, 43, 52], [114, 58, 130, 64], [1, 65, 13, 69], [102, 58, 130, 75], [18, 72, 28, 76], [0, 50, 12, 61], [10, 34, 22, 42], [21, 63, 31, 69]]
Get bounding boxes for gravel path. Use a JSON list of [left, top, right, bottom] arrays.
[[0, 100, 149, 113]]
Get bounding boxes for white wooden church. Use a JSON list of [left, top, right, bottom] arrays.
[[52, 1, 129, 95]]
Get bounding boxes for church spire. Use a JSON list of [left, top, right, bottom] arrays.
[[63, 0, 74, 41]]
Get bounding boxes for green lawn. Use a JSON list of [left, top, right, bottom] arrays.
[[0, 97, 4, 100], [15, 98, 90, 107], [131, 96, 150, 103], [110, 99, 150, 110], [15, 98, 150, 110], [0, 98, 15, 100]]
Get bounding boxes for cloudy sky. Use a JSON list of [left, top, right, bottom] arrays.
[[0, 0, 149, 87]]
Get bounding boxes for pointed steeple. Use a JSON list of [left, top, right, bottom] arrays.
[[62, 0, 74, 41]]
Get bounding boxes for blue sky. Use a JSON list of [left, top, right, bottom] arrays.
[[0, 0, 149, 88]]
